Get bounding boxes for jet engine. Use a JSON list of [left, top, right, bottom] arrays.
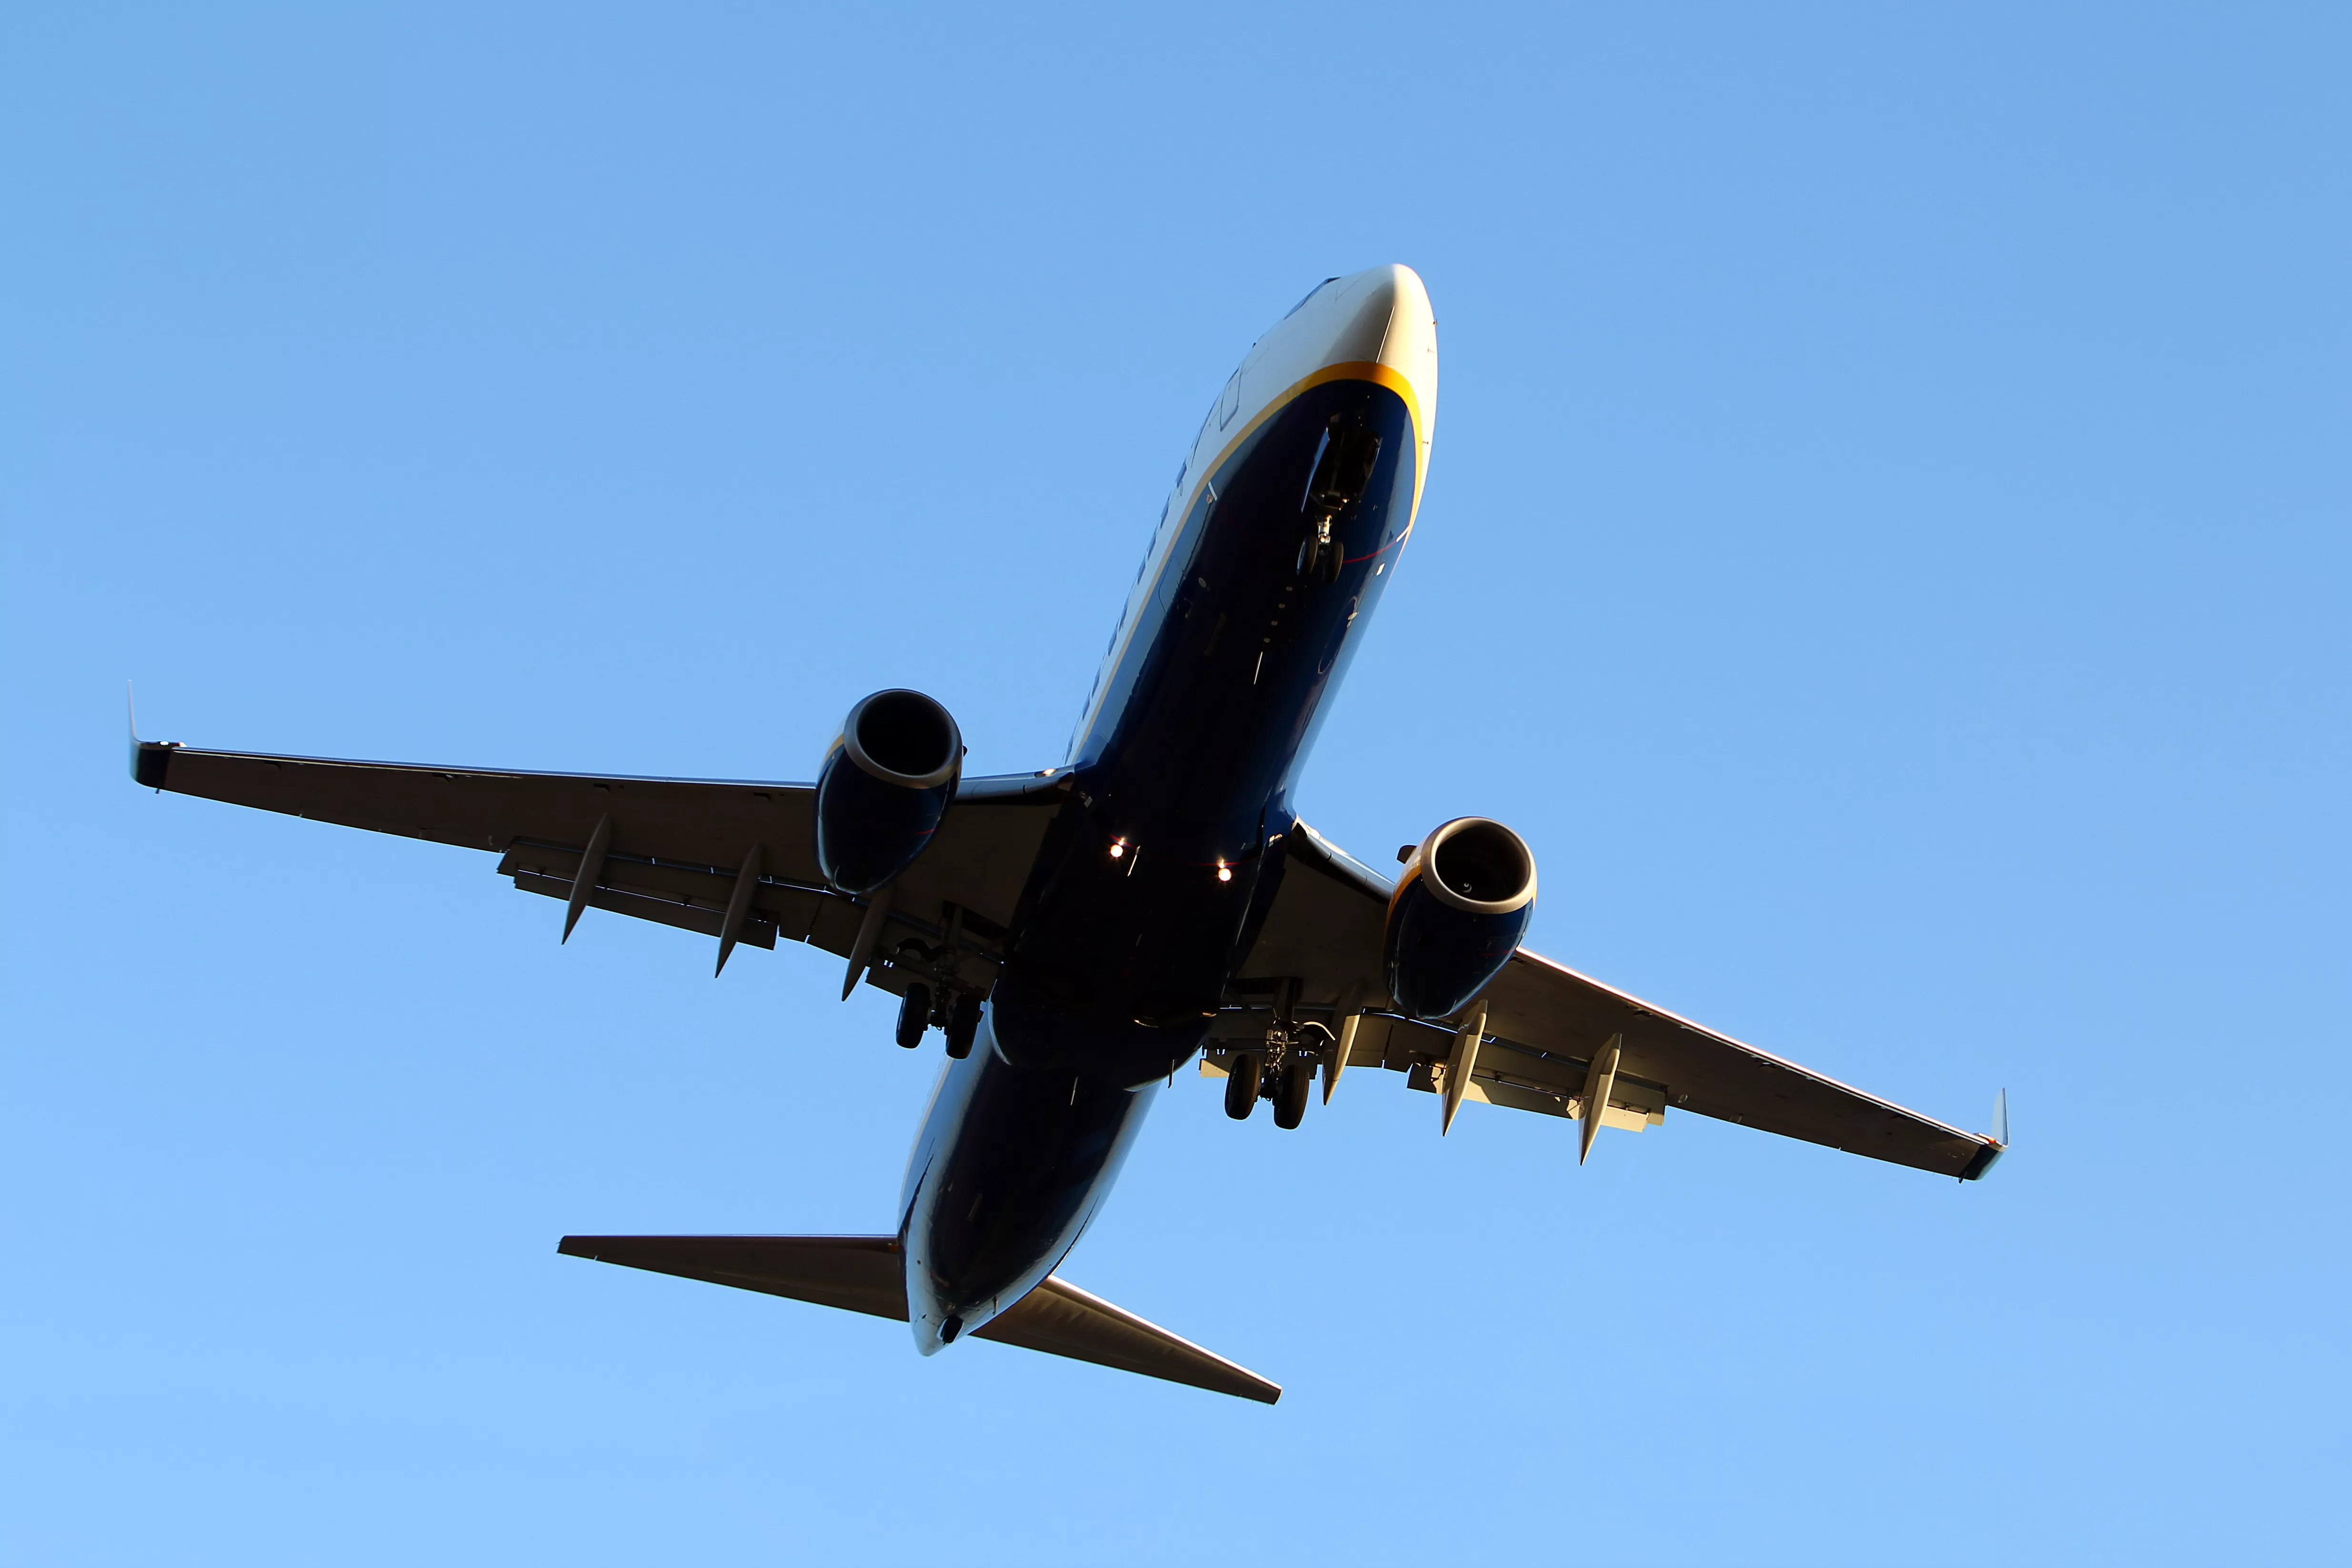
[[813, 689, 963, 896], [1383, 817, 1538, 1020]]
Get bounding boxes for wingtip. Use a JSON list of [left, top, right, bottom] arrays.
[[1959, 1088, 2010, 1180], [126, 683, 183, 788], [126, 683, 145, 782]]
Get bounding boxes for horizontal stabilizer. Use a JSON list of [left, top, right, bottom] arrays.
[[558, 1235, 1280, 1405]]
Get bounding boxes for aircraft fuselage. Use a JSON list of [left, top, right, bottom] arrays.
[[900, 267, 1437, 1349]]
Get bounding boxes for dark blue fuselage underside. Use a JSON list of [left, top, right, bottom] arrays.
[[900, 374, 1417, 1344]]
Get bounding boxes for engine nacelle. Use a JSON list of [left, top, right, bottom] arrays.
[[1383, 817, 1538, 1021], [814, 689, 963, 896]]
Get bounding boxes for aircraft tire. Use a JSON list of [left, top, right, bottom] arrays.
[[1224, 1053, 1262, 1120], [896, 984, 932, 1049], [944, 992, 981, 1059], [1273, 1061, 1312, 1129]]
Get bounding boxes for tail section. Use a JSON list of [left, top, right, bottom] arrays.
[[558, 1235, 1280, 1405]]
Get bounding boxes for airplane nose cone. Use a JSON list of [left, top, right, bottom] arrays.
[[1305, 261, 1434, 407], [1311, 263, 1437, 491]]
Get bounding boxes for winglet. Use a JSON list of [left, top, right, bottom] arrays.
[[1958, 1089, 2010, 1181], [127, 682, 177, 789]]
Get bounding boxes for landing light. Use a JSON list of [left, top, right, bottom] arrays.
[[1216, 864, 1232, 883], [1109, 841, 1126, 859]]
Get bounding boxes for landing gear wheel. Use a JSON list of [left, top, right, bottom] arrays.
[[895, 984, 932, 1049], [1298, 525, 1346, 584], [1273, 1060, 1312, 1128], [944, 992, 981, 1059], [1224, 1053, 1262, 1120]]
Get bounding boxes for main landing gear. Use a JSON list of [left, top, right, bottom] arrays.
[[1223, 1051, 1262, 1118], [895, 979, 984, 1058], [1273, 1058, 1313, 1128], [897, 984, 931, 1049], [883, 907, 985, 1059], [1223, 982, 1329, 1130], [943, 992, 981, 1058], [1222, 1050, 1318, 1128]]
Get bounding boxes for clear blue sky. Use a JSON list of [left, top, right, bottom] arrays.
[[4, 5, 2345, 1564]]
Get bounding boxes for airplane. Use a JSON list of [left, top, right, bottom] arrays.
[[130, 264, 2006, 1405]]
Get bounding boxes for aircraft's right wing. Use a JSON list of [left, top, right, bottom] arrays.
[[131, 736, 1068, 995], [1225, 819, 2004, 1180]]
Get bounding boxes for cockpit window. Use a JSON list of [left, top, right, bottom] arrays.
[[1282, 277, 1342, 320]]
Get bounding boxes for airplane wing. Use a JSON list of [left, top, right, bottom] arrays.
[[1226, 819, 2005, 1180], [130, 737, 1067, 995]]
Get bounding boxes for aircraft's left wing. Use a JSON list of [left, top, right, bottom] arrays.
[[130, 737, 1066, 994], [1225, 820, 2005, 1180]]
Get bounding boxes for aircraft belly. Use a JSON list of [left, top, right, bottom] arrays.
[[990, 378, 1417, 1056], [901, 373, 1419, 1355], [900, 1020, 1159, 1351]]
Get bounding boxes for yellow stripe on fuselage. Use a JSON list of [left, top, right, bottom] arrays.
[[1072, 362, 1427, 754], [1177, 361, 1427, 531]]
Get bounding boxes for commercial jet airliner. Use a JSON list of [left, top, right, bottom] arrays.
[[131, 265, 2004, 1403]]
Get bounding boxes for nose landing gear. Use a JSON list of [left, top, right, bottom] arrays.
[[1294, 413, 1381, 585], [1296, 520, 1347, 584]]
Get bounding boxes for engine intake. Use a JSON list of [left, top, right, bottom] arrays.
[[814, 689, 963, 896], [1384, 817, 1538, 1020]]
